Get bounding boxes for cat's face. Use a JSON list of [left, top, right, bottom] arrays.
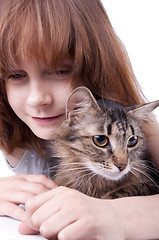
[[53, 87, 159, 181]]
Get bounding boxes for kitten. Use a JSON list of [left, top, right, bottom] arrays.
[[50, 87, 159, 199]]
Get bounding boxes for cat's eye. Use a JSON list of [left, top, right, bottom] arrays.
[[92, 135, 109, 148], [127, 136, 138, 148]]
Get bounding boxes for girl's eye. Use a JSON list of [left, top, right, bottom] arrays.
[[8, 73, 26, 79], [46, 69, 72, 80], [92, 135, 109, 148], [127, 136, 138, 148], [55, 69, 71, 75], [46, 69, 71, 75]]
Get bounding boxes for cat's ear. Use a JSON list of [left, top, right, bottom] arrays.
[[127, 100, 159, 121], [66, 86, 100, 120]]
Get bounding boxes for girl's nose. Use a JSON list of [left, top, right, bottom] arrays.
[[26, 84, 53, 107]]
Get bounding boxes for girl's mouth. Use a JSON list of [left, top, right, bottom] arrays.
[[32, 114, 64, 124]]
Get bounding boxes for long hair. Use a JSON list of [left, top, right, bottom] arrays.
[[0, 0, 144, 153]]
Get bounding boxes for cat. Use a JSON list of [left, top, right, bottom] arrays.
[[49, 86, 159, 199]]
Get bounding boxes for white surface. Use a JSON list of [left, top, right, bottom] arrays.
[[102, 0, 159, 120], [0, 217, 46, 240]]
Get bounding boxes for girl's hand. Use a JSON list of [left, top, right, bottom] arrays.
[[21, 186, 125, 240], [0, 174, 56, 221]]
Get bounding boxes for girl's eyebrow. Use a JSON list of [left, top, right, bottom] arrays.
[[7, 69, 25, 73], [58, 59, 74, 67], [58, 63, 73, 69]]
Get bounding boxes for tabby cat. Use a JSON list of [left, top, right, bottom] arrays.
[[50, 86, 159, 199]]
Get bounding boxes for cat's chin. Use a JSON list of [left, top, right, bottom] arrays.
[[102, 170, 129, 181]]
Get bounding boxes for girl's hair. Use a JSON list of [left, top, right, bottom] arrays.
[[0, 0, 145, 153]]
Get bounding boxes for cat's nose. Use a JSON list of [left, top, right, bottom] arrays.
[[114, 163, 127, 171]]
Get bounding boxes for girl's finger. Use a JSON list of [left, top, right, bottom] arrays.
[[39, 210, 78, 239], [0, 202, 25, 221], [26, 195, 62, 230], [19, 220, 39, 235], [58, 217, 101, 240], [25, 189, 57, 227], [23, 174, 57, 189]]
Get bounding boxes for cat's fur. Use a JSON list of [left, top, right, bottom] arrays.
[[50, 87, 159, 199]]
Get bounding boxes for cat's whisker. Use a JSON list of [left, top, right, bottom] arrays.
[[132, 167, 159, 189], [53, 161, 89, 167], [51, 155, 78, 159], [46, 162, 89, 172], [140, 165, 159, 176], [68, 171, 94, 190], [52, 167, 92, 179], [86, 172, 98, 184], [75, 172, 99, 194], [44, 166, 58, 173], [43, 168, 56, 174], [48, 165, 89, 172], [75, 171, 94, 182], [130, 169, 146, 186], [56, 168, 90, 176], [141, 162, 159, 173], [141, 159, 158, 169], [133, 162, 159, 177]]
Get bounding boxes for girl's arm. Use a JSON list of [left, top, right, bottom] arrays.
[[21, 187, 159, 240], [114, 194, 159, 240]]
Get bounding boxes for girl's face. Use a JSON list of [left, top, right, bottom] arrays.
[[5, 59, 77, 140]]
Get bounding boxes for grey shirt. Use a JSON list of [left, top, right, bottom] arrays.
[[0, 149, 52, 178]]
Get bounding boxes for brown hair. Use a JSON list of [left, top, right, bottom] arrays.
[[0, 0, 144, 153]]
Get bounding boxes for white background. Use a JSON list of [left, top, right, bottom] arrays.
[[101, 0, 159, 119]]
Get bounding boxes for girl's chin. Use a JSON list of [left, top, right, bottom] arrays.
[[31, 129, 56, 140]]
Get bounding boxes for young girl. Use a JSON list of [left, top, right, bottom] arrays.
[[0, 0, 159, 239]]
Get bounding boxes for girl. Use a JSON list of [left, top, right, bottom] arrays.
[[0, 0, 159, 239]]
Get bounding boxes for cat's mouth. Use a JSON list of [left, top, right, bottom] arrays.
[[87, 161, 130, 181]]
